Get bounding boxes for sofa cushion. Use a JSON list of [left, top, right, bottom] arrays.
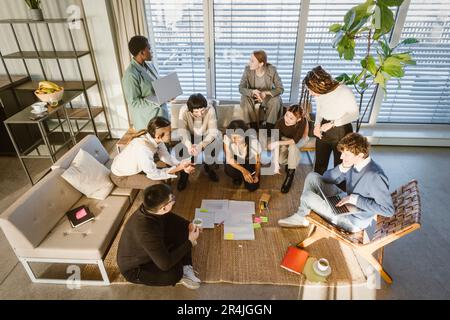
[[14, 195, 129, 260], [61, 149, 114, 200], [51, 134, 110, 170], [0, 168, 82, 250]]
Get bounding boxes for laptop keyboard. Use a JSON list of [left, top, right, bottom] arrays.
[[328, 196, 350, 215]]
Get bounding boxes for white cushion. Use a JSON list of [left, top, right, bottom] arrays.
[[61, 149, 114, 200], [51, 134, 110, 170]]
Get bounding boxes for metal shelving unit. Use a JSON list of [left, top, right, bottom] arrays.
[[0, 17, 112, 184], [0, 17, 111, 141]]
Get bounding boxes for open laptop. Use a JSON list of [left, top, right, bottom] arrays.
[[147, 72, 183, 105], [318, 186, 358, 216]]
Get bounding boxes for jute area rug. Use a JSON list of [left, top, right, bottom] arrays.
[[86, 165, 367, 286]]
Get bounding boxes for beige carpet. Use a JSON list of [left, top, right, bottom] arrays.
[[86, 165, 367, 286]]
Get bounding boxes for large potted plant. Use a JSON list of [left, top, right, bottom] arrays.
[[25, 0, 43, 21], [329, 0, 418, 131]]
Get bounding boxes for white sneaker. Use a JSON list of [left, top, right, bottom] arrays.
[[176, 277, 200, 290], [183, 265, 201, 283], [278, 213, 310, 228]]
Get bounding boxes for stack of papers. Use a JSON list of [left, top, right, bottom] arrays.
[[197, 199, 256, 240]]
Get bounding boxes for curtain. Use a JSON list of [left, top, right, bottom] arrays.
[[110, 0, 148, 75]]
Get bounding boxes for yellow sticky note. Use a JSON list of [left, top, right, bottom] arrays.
[[261, 217, 269, 223], [200, 208, 209, 213], [224, 233, 234, 240], [253, 223, 261, 229]]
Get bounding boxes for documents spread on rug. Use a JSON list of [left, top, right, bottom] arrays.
[[200, 199, 255, 240]]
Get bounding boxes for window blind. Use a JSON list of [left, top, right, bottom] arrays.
[[213, 0, 302, 101], [144, 0, 206, 99], [377, 0, 450, 124]]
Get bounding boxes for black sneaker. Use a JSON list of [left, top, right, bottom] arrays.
[[177, 171, 189, 191], [281, 169, 295, 193], [204, 164, 219, 182]]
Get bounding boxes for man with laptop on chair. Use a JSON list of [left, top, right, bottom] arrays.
[[278, 133, 394, 233]]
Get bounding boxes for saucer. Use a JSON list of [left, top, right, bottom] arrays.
[[31, 109, 47, 114], [312, 260, 332, 277]]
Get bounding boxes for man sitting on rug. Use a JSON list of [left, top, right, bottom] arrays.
[[117, 184, 202, 289], [110, 116, 195, 189], [278, 132, 394, 232]]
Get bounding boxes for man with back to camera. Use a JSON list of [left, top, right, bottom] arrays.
[[117, 184, 202, 289]]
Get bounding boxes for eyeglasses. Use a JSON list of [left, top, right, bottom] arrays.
[[161, 194, 176, 208]]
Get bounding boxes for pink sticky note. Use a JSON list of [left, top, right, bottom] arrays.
[[76, 208, 87, 220], [254, 217, 262, 223]]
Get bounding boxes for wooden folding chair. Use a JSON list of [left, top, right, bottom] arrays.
[[298, 180, 421, 284]]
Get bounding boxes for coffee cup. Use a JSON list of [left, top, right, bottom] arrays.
[[317, 258, 330, 272], [193, 218, 203, 229], [31, 102, 47, 113]]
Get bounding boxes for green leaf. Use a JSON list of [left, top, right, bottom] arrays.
[[344, 48, 355, 60], [350, 17, 370, 33], [374, 72, 386, 88], [361, 55, 378, 75], [379, 39, 391, 56], [329, 23, 343, 33], [345, 0, 374, 31], [399, 38, 419, 46], [332, 30, 345, 48], [344, 9, 356, 31], [391, 52, 412, 62], [335, 73, 352, 83], [359, 82, 370, 90], [376, 4, 395, 35], [382, 57, 404, 77], [378, 0, 404, 6]]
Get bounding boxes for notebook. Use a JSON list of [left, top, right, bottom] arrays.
[[280, 246, 309, 275], [66, 205, 95, 228]]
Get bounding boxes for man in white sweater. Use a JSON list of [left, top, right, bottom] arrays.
[[176, 93, 221, 191], [111, 117, 195, 189]]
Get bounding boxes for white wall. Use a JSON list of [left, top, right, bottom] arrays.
[[0, 0, 129, 138]]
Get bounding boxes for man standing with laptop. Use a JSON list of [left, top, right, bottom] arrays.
[[278, 133, 394, 233], [122, 35, 169, 130]]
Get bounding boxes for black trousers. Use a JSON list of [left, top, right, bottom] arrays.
[[224, 163, 259, 192], [314, 122, 353, 175], [122, 214, 192, 286]]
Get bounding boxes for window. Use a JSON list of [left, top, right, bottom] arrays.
[[213, 0, 301, 101], [377, 0, 450, 124], [142, 0, 450, 127], [299, 0, 379, 122], [144, 0, 206, 99]]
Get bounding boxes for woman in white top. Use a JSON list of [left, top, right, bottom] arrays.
[[110, 117, 195, 189], [303, 66, 359, 175], [223, 120, 261, 192]]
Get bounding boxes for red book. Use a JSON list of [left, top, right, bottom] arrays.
[[280, 246, 309, 275]]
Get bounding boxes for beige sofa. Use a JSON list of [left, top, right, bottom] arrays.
[[0, 135, 137, 286]]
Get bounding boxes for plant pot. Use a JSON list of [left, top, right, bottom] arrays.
[[29, 9, 43, 21]]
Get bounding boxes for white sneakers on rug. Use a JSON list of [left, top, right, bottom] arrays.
[[278, 213, 310, 228], [177, 265, 201, 290]]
